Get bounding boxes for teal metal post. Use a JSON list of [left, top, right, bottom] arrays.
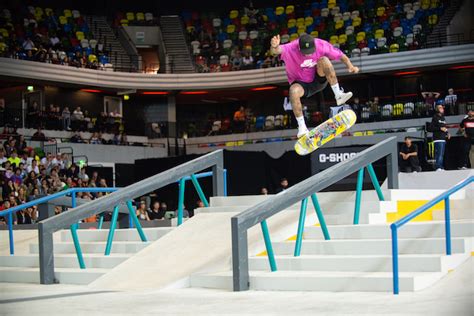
[[8, 212, 14, 255], [310, 194, 330, 240], [69, 192, 85, 269], [190, 174, 209, 207], [104, 205, 120, 256], [353, 168, 365, 225], [260, 220, 277, 271], [294, 198, 309, 257], [366, 163, 385, 201], [223, 169, 228, 196], [177, 178, 186, 226], [97, 214, 104, 229], [126, 200, 148, 242]]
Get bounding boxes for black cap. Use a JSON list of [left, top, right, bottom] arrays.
[[299, 34, 315, 55]]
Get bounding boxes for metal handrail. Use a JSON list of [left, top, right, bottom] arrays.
[[231, 137, 399, 291], [390, 176, 474, 294], [37, 149, 224, 284], [0, 187, 118, 256]]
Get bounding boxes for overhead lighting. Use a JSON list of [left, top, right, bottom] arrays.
[[251, 86, 277, 91], [141, 91, 169, 95], [81, 89, 102, 93], [27, 85, 34, 92], [394, 71, 420, 76], [123, 95, 130, 100], [180, 91, 208, 95], [449, 65, 474, 70]]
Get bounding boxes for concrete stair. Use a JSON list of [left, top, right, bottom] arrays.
[[85, 15, 138, 71], [0, 227, 173, 284], [159, 15, 195, 73], [190, 190, 474, 292]]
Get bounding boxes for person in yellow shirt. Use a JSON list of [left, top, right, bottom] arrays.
[[7, 150, 21, 168]]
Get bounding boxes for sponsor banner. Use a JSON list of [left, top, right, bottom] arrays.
[[311, 145, 370, 173]]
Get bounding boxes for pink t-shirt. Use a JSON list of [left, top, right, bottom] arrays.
[[280, 38, 343, 84]]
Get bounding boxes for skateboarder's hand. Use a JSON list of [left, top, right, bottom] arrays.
[[271, 35, 280, 48], [348, 66, 359, 73]]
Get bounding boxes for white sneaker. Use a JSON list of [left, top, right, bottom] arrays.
[[336, 91, 353, 105], [297, 128, 309, 139], [436, 168, 443, 171]]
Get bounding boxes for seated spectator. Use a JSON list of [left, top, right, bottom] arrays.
[[399, 136, 422, 172], [31, 128, 46, 141], [148, 201, 165, 220], [136, 200, 150, 221], [275, 178, 289, 193], [7, 150, 21, 168], [70, 131, 84, 143], [0, 149, 7, 165], [231, 52, 242, 71], [89, 132, 102, 144], [17, 208, 32, 225], [444, 88, 457, 115], [261, 187, 268, 195], [22, 37, 35, 51], [0, 201, 16, 225], [241, 51, 254, 70], [78, 167, 89, 182]]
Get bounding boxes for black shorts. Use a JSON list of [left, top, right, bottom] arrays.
[[291, 74, 328, 98]]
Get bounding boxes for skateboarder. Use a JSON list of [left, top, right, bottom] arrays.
[[270, 33, 359, 138]]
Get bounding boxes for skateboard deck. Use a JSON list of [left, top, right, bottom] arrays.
[[294, 109, 357, 156]]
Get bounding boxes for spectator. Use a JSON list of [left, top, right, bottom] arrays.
[[136, 200, 150, 221], [0, 149, 7, 165], [31, 128, 46, 141], [351, 97, 362, 118], [431, 104, 450, 171], [7, 150, 21, 168], [275, 178, 289, 193], [62, 107, 71, 130], [98, 178, 108, 187], [71, 106, 84, 130], [27, 101, 40, 128], [70, 131, 84, 143], [231, 51, 242, 71], [89, 132, 102, 144], [260, 187, 268, 195], [233, 106, 246, 132], [148, 200, 165, 220], [444, 88, 457, 115], [78, 167, 89, 182], [368, 96, 380, 119], [241, 51, 254, 70], [459, 109, 474, 169], [422, 91, 440, 115], [16, 208, 32, 224], [22, 37, 35, 51], [1, 201, 16, 225], [399, 137, 422, 172]]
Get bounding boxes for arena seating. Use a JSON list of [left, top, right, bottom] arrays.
[[113, 12, 157, 27], [0, 6, 110, 69], [183, 0, 447, 72]]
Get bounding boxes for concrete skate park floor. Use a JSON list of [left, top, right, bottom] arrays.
[[0, 258, 472, 315]]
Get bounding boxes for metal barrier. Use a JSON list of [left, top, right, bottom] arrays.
[[231, 137, 399, 291], [390, 176, 473, 294], [37, 149, 224, 284]]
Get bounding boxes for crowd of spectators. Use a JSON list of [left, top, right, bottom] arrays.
[[0, 131, 113, 225], [0, 7, 111, 70]]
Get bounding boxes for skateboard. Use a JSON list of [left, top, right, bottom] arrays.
[[294, 109, 357, 156]]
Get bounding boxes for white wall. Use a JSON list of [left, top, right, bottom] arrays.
[[447, 1, 474, 44]]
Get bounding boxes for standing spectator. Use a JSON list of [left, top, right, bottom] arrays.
[[368, 96, 380, 120], [62, 107, 71, 130], [444, 88, 457, 115], [422, 91, 440, 115], [260, 187, 268, 195], [351, 97, 362, 119], [275, 178, 289, 193], [399, 137, 422, 172], [233, 106, 246, 132], [27, 101, 40, 128], [71, 107, 84, 130], [459, 109, 474, 169], [431, 104, 450, 171]]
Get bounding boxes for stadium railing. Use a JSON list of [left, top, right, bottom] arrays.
[[390, 176, 473, 294], [230, 136, 399, 291]]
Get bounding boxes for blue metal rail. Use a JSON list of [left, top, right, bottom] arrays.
[[390, 176, 473, 294]]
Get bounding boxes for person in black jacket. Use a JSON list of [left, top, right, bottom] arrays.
[[431, 104, 450, 171], [460, 110, 474, 169]]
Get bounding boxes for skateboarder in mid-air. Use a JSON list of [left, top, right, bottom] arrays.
[[270, 33, 360, 139]]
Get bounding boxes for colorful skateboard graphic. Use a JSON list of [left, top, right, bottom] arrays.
[[294, 109, 357, 156]]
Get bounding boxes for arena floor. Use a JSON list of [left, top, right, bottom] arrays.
[[0, 257, 472, 315]]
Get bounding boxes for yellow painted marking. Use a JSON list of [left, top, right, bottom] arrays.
[[314, 223, 321, 227], [471, 252, 474, 256], [256, 250, 267, 257], [386, 200, 445, 223], [448, 269, 454, 273], [286, 235, 297, 241]]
